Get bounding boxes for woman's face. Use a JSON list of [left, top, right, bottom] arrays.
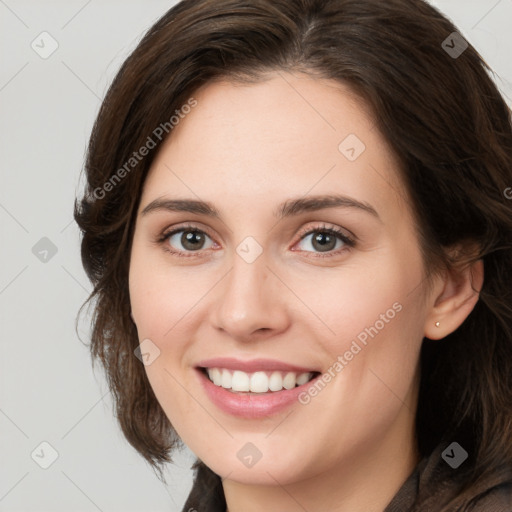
[[129, 72, 431, 487]]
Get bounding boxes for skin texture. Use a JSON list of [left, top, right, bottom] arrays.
[[129, 72, 483, 512]]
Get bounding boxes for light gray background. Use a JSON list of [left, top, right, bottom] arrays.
[[1, 1, 511, 511]]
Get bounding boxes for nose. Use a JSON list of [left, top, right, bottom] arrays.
[[210, 249, 290, 342]]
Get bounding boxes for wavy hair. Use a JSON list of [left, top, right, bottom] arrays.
[[74, 0, 512, 509]]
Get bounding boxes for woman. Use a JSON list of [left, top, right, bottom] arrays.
[[74, 0, 512, 510]]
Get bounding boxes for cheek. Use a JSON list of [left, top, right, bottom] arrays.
[[129, 243, 205, 337], [292, 252, 423, 347], [292, 250, 426, 406], [129, 262, 202, 437]]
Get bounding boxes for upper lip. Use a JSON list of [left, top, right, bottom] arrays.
[[196, 357, 320, 374]]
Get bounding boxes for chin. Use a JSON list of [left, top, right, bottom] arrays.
[[192, 438, 315, 486]]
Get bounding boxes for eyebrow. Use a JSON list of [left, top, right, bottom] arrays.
[[140, 194, 381, 221]]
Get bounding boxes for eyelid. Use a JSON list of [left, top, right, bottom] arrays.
[[295, 222, 356, 244], [158, 221, 216, 241]]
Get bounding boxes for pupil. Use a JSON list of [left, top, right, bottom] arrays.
[[313, 232, 335, 252], [182, 231, 204, 250]]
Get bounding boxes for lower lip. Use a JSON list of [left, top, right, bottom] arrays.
[[196, 369, 319, 419]]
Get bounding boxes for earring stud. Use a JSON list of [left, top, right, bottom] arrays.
[[435, 321, 440, 327]]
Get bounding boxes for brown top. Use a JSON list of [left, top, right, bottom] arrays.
[[181, 443, 512, 511]]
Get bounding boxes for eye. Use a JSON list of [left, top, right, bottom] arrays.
[[158, 224, 216, 257], [156, 222, 355, 259], [293, 224, 355, 257]]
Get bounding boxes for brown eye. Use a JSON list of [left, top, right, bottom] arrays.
[[295, 226, 355, 256], [178, 230, 207, 251], [160, 226, 215, 255]]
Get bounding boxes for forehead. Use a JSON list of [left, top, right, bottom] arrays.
[[141, 72, 408, 225]]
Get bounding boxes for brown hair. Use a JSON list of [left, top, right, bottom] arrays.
[[74, 0, 512, 509]]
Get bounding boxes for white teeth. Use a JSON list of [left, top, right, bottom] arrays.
[[268, 371, 283, 391], [205, 368, 314, 393], [209, 368, 222, 386], [282, 372, 296, 390], [231, 370, 250, 392], [296, 372, 310, 386], [250, 371, 269, 393], [221, 369, 232, 389]]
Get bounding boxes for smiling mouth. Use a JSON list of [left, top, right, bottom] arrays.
[[199, 367, 320, 394]]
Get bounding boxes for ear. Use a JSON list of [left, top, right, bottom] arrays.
[[424, 257, 484, 340]]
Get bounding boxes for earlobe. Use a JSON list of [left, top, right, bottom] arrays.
[[424, 258, 484, 340]]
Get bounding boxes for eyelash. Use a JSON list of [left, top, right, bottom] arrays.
[[155, 223, 356, 259]]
